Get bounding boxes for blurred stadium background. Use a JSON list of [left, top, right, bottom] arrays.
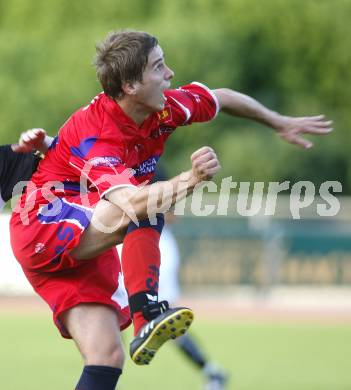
[[1, 0, 351, 389]]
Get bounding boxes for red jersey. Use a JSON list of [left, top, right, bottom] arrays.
[[31, 82, 219, 200]]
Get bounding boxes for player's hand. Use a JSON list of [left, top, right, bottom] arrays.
[[190, 146, 221, 184], [12, 128, 47, 153], [275, 115, 333, 149]]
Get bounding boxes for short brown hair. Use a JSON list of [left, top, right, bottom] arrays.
[[94, 30, 158, 99]]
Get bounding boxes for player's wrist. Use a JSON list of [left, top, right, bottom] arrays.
[[187, 170, 202, 188], [268, 112, 289, 131]]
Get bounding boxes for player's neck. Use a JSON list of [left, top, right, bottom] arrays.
[[117, 98, 151, 127]]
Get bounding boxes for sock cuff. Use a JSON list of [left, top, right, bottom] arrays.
[[84, 366, 122, 375], [129, 290, 158, 315], [126, 214, 164, 235]]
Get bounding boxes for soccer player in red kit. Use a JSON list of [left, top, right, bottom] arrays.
[[9, 30, 332, 390]]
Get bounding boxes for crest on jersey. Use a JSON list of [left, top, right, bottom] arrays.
[[157, 107, 172, 123]]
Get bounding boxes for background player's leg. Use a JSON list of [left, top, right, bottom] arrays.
[[62, 303, 125, 390], [158, 222, 228, 389], [175, 334, 206, 367], [176, 335, 227, 389]]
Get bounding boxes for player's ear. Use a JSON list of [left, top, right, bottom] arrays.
[[122, 81, 140, 96]]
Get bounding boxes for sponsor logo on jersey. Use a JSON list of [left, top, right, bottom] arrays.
[[88, 156, 122, 167], [159, 126, 174, 134], [149, 126, 174, 140], [133, 155, 160, 176]]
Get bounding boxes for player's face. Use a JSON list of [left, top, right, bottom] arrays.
[[135, 45, 174, 112]]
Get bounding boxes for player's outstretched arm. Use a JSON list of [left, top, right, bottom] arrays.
[[213, 88, 333, 149], [106, 146, 220, 222], [11, 128, 54, 154]]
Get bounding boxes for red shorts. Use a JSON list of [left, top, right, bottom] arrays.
[[10, 191, 131, 338]]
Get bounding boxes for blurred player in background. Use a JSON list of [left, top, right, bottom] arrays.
[[0, 142, 42, 210]]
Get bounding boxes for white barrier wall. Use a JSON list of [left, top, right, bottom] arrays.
[[0, 213, 33, 294]]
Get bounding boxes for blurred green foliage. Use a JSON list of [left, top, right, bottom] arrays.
[[0, 0, 349, 191]]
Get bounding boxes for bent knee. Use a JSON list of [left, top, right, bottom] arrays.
[[85, 342, 125, 368]]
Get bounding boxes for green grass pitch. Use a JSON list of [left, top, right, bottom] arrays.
[[0, 312, 350, 390]]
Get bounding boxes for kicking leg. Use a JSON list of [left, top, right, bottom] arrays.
[[121, 216, 193, 365]]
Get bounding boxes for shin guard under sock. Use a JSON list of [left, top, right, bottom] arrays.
[[122, 215, 164, 335]]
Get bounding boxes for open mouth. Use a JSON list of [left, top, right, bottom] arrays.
[[159, 84, 170, 104], [161, 85, 170, 99]]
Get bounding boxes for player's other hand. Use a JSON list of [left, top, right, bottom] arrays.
[[190, 146, 221, 184], [12, 128, 47, 153], [276, 115, 333, 149]]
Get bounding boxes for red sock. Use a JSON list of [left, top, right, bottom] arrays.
[[121, 227, 161, 335], [131, 311, 148, 336]]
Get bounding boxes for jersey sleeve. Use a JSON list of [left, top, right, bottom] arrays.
[[68, 137, 138, 198], [164, 82, 220, 126]]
